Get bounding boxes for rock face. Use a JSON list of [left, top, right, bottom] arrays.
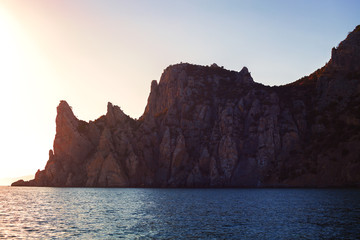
[[12, 26, 360, 187]]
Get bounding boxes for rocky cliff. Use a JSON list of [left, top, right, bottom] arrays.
[[13, 26, 360, 187]]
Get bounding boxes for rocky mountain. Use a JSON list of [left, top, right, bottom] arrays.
[[13, 26, 360, 187]]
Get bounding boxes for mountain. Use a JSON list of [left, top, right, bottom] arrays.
[[12, 26, 360, 187]]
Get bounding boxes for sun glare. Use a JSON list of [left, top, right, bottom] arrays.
[[0, 7, 22, 80], [0, 6, 55, 181], [0, 6, 27, 180]]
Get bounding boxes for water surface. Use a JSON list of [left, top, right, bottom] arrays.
[[1, 187, 360, 239]]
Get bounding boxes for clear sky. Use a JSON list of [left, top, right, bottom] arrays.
[[0, 0, 359, 185]]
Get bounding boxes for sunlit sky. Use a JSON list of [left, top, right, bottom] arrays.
[[0, 0, 359, 185]]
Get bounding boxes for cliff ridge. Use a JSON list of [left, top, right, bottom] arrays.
[[12, 25, 360, 187]]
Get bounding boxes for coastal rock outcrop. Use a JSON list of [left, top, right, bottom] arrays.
[[12, 25, 360, 187]]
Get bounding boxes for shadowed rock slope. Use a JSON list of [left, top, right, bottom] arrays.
[[13, 26, 360, 187]]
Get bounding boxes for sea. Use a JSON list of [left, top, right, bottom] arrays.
[[1, 187, 360, 239]]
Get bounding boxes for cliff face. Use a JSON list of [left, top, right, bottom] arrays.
[[13, 26, 360, 187]]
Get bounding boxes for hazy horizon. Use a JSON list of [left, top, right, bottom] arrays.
[[0, 175, 34, 186]]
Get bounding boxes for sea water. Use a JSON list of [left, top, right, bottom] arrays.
[[1, 187, 359, 239]]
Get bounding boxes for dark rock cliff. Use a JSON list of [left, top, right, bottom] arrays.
[[13, 26, 360, 187]]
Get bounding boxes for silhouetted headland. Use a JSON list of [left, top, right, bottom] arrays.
[[12, 25, 360, 187]]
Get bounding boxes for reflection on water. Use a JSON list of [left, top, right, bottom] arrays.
[[1, 187, 360, 239]]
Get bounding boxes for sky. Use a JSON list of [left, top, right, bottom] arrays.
[[0, 0, 359, 185]]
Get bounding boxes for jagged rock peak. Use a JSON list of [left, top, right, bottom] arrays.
[[337, 25, 360, 50], [239, 66, 249, 75], [238, 66, 254, 84], [151, 80, 158, 91], [159, 62, 254, 85], [106, 102, 128, 127], [163, 62, 240, 73], [55, 100, 78, 131], [142, 62, 255, 118], [329, 25, 360, 73], [107, 102, 115, 112], [57, 100, 76, 118], [210, 63, 220, 68]]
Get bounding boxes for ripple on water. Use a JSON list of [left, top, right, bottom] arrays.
[[1, 187, 360, 239]]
